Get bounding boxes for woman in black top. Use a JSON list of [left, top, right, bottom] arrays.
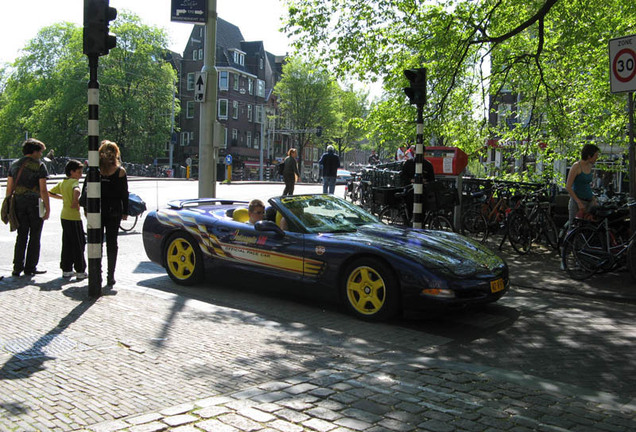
[[282, 148, 300, 195], [99, 140, 128, 287]]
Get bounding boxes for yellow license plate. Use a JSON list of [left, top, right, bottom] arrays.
[[490, 278, 505, 293]]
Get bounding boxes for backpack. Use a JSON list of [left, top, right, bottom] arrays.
[[277, 161, 285, 176]]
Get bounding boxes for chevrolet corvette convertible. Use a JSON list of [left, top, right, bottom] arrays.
[[142, 194, 509, 321]]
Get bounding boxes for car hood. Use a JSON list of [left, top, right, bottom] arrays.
[[329, 224, 505, 277]]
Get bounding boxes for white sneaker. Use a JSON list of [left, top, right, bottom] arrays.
[[76, 272, 88, 280], [62, 271, 74, 278]]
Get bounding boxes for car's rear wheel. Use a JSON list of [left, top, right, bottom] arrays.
[[341, 258, 400, 321], [164, 232, 204, 285]]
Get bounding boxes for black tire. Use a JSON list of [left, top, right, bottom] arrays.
[[507, 212, 532, 254], [461, 209, 488, 243], [561, 226, 602, 280], [163, 232, 204, 286], [627, 239, 636, 281], [542, 217, 560, 250], [427, 214, 454, 232], [341, 257, 400, 321], [119, 215, 138, 232], [378, 206, 409, 227]]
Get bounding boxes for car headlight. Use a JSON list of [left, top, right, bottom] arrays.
[[420, 276, 455, 298]]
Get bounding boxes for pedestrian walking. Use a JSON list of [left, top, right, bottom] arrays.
[[7, 138, 50, 277], [282, 148, 299, 196], [566, 144, 600, 226], [396, 145, 406, 161], [319, 145, 341, 194], [98, 140, 129, 287], [48, 160, 87, 280]]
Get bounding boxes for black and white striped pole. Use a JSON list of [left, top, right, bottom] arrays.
[[84, 0, 117, 297], [86, 56, 103, 297], [404, 68, 427, 229]]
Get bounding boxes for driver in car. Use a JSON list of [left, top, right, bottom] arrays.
[[248, 199, 265, 225]]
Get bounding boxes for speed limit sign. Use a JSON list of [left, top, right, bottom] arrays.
[[609, 35, 636, 93]]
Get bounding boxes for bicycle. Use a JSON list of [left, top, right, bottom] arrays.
[[377, 184, 454, 231], [460, 184, 532, 253], [561, 201, 636, 280]]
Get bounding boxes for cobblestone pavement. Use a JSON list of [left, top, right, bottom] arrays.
[[1, 180, 635, 431]]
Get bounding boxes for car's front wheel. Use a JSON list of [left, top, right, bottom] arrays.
[[341, 258, 400, 321], [164, 232, 204, 285]]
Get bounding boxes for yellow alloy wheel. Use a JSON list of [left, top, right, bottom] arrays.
[[165, 233, 202, 285]]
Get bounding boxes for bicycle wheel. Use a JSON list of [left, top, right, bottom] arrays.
[[461, 209, 488, 243], [507, 212, 532, 254], [427, 214, 454, 232], [561, 226, 604, 280], [378, 206, 409, 227], [119, 215, 138, 232], [627, 239, 636, 281]]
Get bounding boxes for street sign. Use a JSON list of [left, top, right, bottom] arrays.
[[609, 34, 636, 93], [194, 72, 207, 102], [171, 0, 207, 24], [225, 154, 232, 165]]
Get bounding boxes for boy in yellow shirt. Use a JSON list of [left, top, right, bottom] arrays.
[[49, 160, 87, 280]]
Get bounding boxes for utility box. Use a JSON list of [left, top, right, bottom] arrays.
[[425, 147, 468, 176]]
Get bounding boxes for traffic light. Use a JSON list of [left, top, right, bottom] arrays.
[[83, 0, 117, 57], [404, 68, 427, 106]]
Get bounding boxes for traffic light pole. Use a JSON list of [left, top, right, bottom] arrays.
[[87, 55, 103, 298], [413, 105, 424, 229]]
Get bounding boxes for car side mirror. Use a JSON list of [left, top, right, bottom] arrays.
[[254, 220, 285, 236]]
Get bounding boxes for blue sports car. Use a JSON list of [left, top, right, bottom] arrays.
[[142, 194, 509, 321]]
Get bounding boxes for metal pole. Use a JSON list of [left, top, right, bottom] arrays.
[[412, 105, 424, 229], [628, 92, 635, 234], [87, 55, 102, 297], [198, 0, 218, 197], [169, 78, 175, 175], [259, 112, 264, 181]]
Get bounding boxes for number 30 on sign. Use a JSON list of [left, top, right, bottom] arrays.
[[609, 35, 636, 93]]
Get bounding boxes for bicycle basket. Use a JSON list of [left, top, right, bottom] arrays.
[[373, 187, 403, 206], [128, 193, 147, 216]]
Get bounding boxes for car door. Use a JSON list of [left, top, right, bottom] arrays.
[[214, 219, 306, 282]]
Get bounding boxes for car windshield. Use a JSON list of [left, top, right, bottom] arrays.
[[277, 195, 378, 233]]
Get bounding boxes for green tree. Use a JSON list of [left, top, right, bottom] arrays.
[[0, 12, 177, 163], [283, 0, 636, 179], [273, 57, 338, 173], [329, 85, 368, 159]]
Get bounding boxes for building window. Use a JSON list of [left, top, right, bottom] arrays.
[[187, 73, 195, 91], [232, 101, 239, 119], [257, 80, 265, 98], [255, 105, 263, 124], [186, 101, 195, 119], [247, 132, 252, 148], [233, 51, 245, 66], [180, 132, 190, 146], [218, 99, 228, 119], [219, 71, 229, 91], [247, 105, 253, 122], [259, 57, 264, 69], [254, 133, 260, 149], [192, 50, 197, 61], [223, 127, 228, 148], [248, 78, 254, 95], [233, 73, 239, 91], [198, 48, 203, 60], [232, 129, 238, 145]]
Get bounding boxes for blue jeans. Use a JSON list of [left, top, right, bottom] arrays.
[[323, 176, 337, 194]]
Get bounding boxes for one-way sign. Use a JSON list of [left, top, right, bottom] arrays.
[[194, 72, 207, 102], [171, 0, 207, 24]]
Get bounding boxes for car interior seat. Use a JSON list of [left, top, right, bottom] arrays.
[[265, 206, 277, 222], [232, 208, 249, 223]]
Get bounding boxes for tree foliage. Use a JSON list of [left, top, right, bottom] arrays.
[[0, 12, 177, 163], [273, 57, 338, 171], [283, 0, 636, 179]]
